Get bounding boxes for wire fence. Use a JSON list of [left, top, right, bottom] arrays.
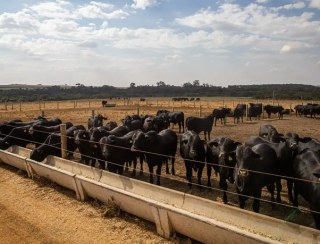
[[1, 123, 320, 219]]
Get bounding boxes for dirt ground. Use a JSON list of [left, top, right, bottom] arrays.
[[0, 98, 319, 242], [0, 163, 181, 244]]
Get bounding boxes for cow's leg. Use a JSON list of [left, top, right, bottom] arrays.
[[185, 161, 192, 188], [276, 179, 282, 203], [197, 165, 204, 188], [287, 179, 294, 203], [118, 165, 124, 175], [139, 153, 144, 176], [293, 184, 299, 207], [98, 159, 105, 170], [165, 159, 169, 174], [132, 158, 137, 177], [252, 190, 262, 213], [238, 194, 246, 209], [207, 165, 212, 187], [171, 156, 175, 175], [208, 131, 211, 141], [267, 183, 276, 209], [220, 177, 228, 204], [178, 123, 181, 133], [148, 164, 154, 184], [156, 163, 161, 185]]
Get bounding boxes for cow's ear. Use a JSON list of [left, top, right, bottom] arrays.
[[299, 137, 312, 143]]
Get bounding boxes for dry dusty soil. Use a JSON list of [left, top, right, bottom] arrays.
[[0, 98, 319, 243]]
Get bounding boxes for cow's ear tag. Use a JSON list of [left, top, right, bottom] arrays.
[[129, 139, 133, 144], [24, 129, 27, 133], [94, 144, 98, 148], [83, 135, 86, 138], [263, 135, 266, 138], [228, 156, 233, 161]]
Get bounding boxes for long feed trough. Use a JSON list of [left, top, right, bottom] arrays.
[[1, 146, 319, 243]]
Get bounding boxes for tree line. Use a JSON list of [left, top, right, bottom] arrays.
[[0, 83, 319, 102]]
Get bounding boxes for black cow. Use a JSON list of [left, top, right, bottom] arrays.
[[29, 126, 80, 162], [206, 137, 241, 203], [102, 100, 108, 107], [0, 125, 33, 150], [235, 144, 279, 212], [122, 115, 143, 131], [264, 105, 284, 119], [180, 131, 206, 187], [0, 118, 47, 138], [74, 129, 92, 166], [212, 108, 231, 126], [292, 149, 320, 229], [100, 131, 142, 175], [88, 114, 107, 129], [140, 98, 146, 102], [294, 105, 304, 117], [278, 109, 292, 119], [131, 129, 177, 185], [259, 125, 284, 143], [298, 138, 320, 153], [90, 126, 130, 169], [233, 104, 246, 124], [248, 103, 262, 120], [104, 121, 118, 131], [143, 116, 169, 133], [245, 134, 300, 203], [156, 110, 184, 133], [29, 122, 73, 147], [186, 115, 214, 140]]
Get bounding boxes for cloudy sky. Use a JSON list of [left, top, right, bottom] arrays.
[[0, 0, 319, 87]]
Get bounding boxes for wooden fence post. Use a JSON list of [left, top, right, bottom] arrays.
[[246, 104, 249, 121], [262, 104, 264, 119], [60, 124, 67, 159], [89, 101, 91, 108], [137, 106, 140, 115], [41, 110, 45, 118], [290, 103, 292, 114], [92, 110, 95, 117], [199, 105, 202, 117], [19, 103, 22, 111]]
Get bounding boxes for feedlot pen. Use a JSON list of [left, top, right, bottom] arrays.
[[1, 97, 320, 237]]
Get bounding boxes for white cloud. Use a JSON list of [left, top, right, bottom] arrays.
[[275, 2, 306, 10], [256, 0, 269, 3], [131, 0, 159, 10], [309, 0, 320, 9], [280, 44, 291, 53]]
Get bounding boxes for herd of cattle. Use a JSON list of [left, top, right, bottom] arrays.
[[0, 105, 319, 229]]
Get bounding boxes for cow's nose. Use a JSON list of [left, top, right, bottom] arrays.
[[190, 150, 197, 157]]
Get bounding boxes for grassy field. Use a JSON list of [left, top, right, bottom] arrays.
[[0, 97, 319, 230]]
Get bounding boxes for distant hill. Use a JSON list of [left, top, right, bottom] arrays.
[[0, 83, 319, 102]]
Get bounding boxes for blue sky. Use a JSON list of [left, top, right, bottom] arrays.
[[0, 0, 319, 87]]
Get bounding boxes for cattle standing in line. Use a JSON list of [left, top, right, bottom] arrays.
[[156, 110, 185, 133], [186, 115, 214, 140], [88, 114, 107, 129], [292, 149, 320, 229], [212, 108, 231, 126], [206, 137, 241, 203], [180, 131, 206, 187], [278, 109, 292, 119], [234, 144, 279, 212], [131, 129, 177, 185]]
